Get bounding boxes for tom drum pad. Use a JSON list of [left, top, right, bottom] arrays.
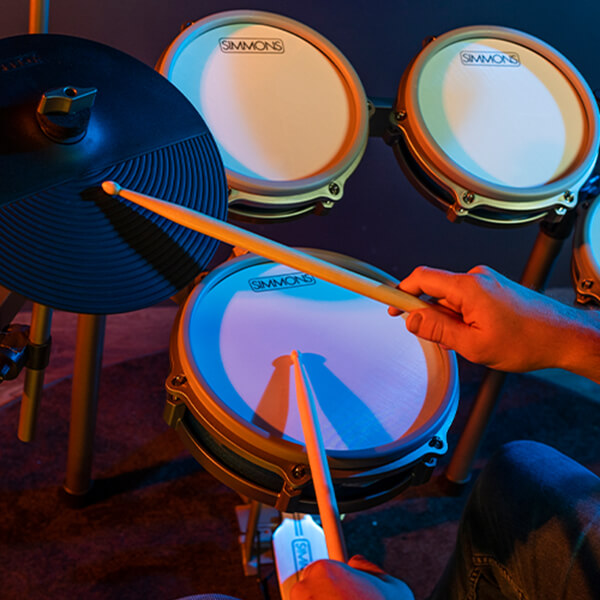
[[158, 11, 368, 221], [390, 26, 599, 225], [165, 251, 459, 513], [572, 193, 600, 305]]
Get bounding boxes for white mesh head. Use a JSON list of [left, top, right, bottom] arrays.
[[179, 257, 456, 454], [160, 14, 366, 195], [416, 37, 585, 188]]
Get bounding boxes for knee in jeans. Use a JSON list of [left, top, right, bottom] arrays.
[[484, 440, 549, 479], [474, 440, 555, 502]]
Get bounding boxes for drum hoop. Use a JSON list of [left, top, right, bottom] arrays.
[[397, 25, 600, 202], [572, 196, 600, 302], [158, 10, 369, 198], [391, 133, 560, 225], [174, 250, 460, 470]]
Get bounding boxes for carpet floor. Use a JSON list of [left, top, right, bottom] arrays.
[[1, 347, 599, 600]]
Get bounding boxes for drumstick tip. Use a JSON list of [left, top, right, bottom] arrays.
[[101, 181, 121, 196]]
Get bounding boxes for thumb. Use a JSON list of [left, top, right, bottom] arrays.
[[405, 308, 467, 350], [349, 555, 415, 598], [348, 555, 386, 576]]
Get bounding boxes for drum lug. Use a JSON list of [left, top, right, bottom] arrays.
[[273, 463, 311, 512], [448, 201, 468, 222], [163, 394, 187, 427], [316, 200, 334, 215], [382, 113, 403, 146], [275, 480, 304, 513], [554, 205, 568, 219], [412, 456, 437, 486], [576, 291, 592, 304], [542, 205, 568, 224]]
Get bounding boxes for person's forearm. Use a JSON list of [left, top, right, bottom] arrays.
[[556, 307, 600, 384]]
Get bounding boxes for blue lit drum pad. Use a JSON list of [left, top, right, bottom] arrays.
[[176, 254, 458, 461]]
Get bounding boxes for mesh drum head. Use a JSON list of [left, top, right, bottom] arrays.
[[175, 253, 458, 467], [395, 26, 599, 223], [158, 11, 368, 216]]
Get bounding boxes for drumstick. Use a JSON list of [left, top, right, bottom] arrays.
[[291, 350, 348, 563], [101, 181, 428, 313]]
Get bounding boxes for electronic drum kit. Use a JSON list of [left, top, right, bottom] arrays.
[[1, 8, 599, 597]]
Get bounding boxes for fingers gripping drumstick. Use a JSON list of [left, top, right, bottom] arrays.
[[101, 181, 428, 313], [291, 350, 348, 563]]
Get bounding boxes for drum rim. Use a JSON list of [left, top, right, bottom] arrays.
[[572, 195, 600, 302], [157, 10, 369, 198], [173, 250, 460, 470], [396, 25, 600, 203]]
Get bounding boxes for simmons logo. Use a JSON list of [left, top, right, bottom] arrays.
[[292, 539, 313, 573], [0, 52, 43, 73], [219, 38, 285, 53], [248, 272, 316, 292], [460, 51, 521, 66]]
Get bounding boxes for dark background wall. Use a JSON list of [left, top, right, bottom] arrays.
[[3, 0, 599, 288]]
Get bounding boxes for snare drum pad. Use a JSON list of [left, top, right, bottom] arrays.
[[166, 252, 459, 511]]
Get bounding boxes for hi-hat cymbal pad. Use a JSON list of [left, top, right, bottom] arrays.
[[0, 34, 227, 314]]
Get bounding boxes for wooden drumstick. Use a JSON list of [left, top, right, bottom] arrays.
[[291, 350, 348, 563], [101, 181, 428, 313]]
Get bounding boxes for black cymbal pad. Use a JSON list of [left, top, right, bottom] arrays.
[[0, 34, 227, 314]]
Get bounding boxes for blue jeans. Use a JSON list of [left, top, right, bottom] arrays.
[[430, 440, 600, 599]]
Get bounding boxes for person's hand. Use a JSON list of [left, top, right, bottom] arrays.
[[290, 555, 414, 600], [389, 265, 600, 380]]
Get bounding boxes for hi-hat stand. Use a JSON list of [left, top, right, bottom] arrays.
[[16, 310, 105, 500], [14, 0, 103, 500]]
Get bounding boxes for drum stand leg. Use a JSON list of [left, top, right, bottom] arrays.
[[243, 500, 262, 567], [235, 500, 278, 576], [445, 214, 575, 485], [13, 307, 106, 502], [63, 313, 106, 500], [18, 303, 53, 441], [29, 0, 50, 34]]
